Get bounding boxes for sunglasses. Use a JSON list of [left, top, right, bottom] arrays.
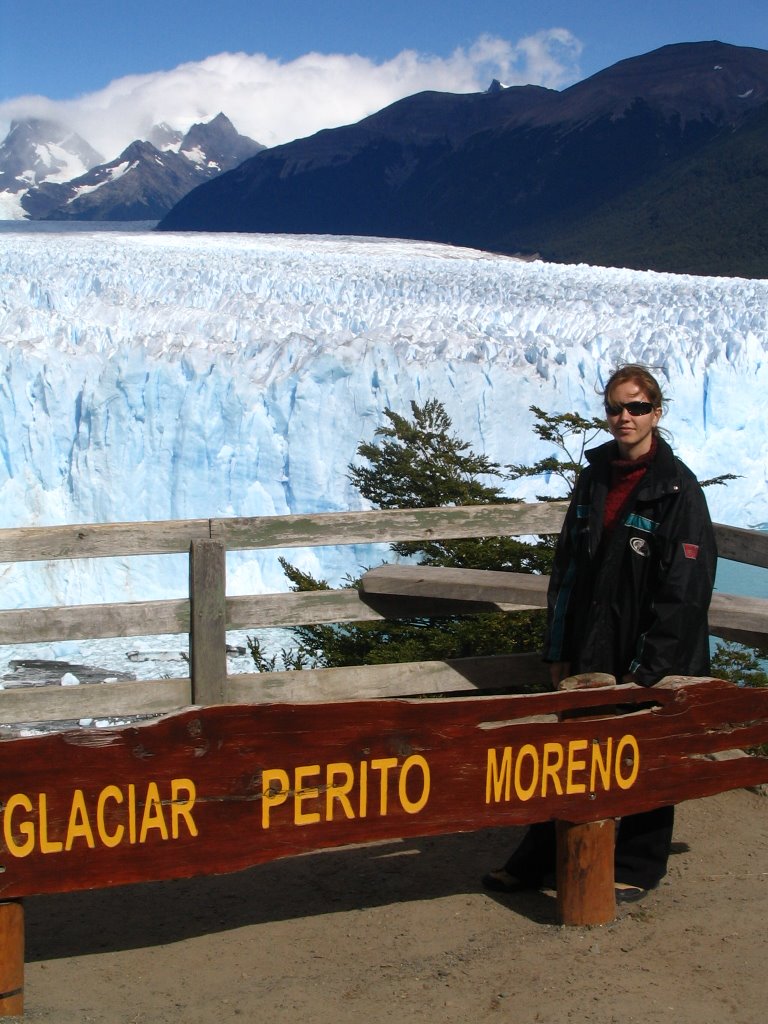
[[604, 401, 655, 416]]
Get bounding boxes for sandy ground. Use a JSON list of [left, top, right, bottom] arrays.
[[12, 787, 768, 1024]]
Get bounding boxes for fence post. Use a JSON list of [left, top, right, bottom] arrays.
[[556, 819, 616, 925], [0, 900, 24, 1017], [189, 539, 227, 705]]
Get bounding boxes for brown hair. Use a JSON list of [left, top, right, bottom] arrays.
[[602, 364, 666, 411]]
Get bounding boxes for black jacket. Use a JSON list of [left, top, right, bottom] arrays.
[[543, 436, 717, 687]]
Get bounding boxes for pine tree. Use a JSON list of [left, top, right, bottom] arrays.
[[506, 405, 605, 500], [250, 400, 600, 676]]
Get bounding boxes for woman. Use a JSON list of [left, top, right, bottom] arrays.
[[484, 364, 717, 902]]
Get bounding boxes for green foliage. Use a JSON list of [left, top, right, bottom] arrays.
[[349, 399, 508, 510], [249, 400, 599, 679], [247, 634, 311, 672], [711, 640, 768, 689], [266, 557, 546, 670], [507, 405, 606, 500], [711, 640, 768, 756], [349, 399, 550, 573], [699, 472, 741, 488]]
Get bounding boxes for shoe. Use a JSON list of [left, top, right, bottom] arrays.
[[614, 884, 648, 903], [482, 868, 539, 893]]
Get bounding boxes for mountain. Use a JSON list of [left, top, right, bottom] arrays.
[[528, 98, 768, 278], [0, 118, 104, 217], [157, 42, 768, 276], [0, 113, 264, 221], [156, 83, 558, 237]]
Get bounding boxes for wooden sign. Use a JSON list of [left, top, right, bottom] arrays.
[[1, 676, 767, 899]]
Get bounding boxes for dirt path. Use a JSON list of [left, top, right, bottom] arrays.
[[13, 788, 768, 1024]]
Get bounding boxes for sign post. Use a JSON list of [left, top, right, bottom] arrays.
[[1, 676, 767, 1015]]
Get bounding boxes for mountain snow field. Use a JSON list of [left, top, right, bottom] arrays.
[[0, 227, 765, 624]]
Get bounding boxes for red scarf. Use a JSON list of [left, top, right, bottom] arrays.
[[603, 434, 658, 532]]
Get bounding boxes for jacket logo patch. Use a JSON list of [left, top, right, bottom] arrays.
[[630, 537, 650, 557], [683, 543, 699, 559]]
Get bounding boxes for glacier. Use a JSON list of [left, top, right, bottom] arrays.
[[0, 225, 766, 635]]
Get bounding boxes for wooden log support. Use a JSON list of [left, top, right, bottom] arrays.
[[0, 680, 766, 903], [556, 820, 616, 926], [0, 510, 763, 1012], [0, 679, 767, 1011], [0, 902, 23, 1016], [189, 540, 227, 705]]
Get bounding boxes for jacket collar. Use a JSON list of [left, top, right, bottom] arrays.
[[586, 435, 677, 477]]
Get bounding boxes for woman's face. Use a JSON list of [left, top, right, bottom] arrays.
[[605, 379, 662, 460]]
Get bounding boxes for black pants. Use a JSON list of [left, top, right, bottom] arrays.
[[503, 805, 675, 891]]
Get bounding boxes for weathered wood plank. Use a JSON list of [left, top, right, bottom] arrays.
[[0, 678, 191, 726], [0, 600, 190, 644], [0, 678, 766, 900], [0, 581, 758, 652], [709, 592, 768, 646], [189, 541, 226, 705], [211, 503, 569, 551], [0, 511, 759, 570], [0, 575, 760, 652], [714, 523, 768, 569], [226, 590, 383, 630], [360, 565, 767, 646], [226, 652, 550, 704], [226, 588, 541, 631], [360, 565, 549, 605], [0, 520, 211, 563], [0, 504, 568, 564]]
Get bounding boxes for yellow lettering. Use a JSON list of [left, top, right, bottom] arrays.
[[566, 739, 589, 795], [615, 735, 640, 790], [128, 783, 137, 844], [590, 738, 613, 792], [96, 785, 125, 848], [294, 765, 321, 826], [259, 754, 433, 829], [370, 757, 398, 815], [326, 763, 355, 821], [541, 743, 564, 797], [139, 782, 169, 842], [2, 779, 199, 857], [262, 768, 290, 829], [359, 761, 368, 818], [399, 755, 430, 814], [65, 789, 96, 851], [514, 744, 539, 802], [38, 793, 64, 853], [4, 793, 34, 858], [485, 747, 512, 804], [171, 779, 198, 838]]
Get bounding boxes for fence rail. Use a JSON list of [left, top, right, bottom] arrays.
[[0, 504, 765, 727], [0, 502, 767, 1009]]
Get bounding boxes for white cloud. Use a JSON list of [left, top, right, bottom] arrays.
[[0, 30, 582, 157]]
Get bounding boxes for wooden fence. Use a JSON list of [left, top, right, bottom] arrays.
[[0, 503, 766, 728], [0, 503, 767, 1015]]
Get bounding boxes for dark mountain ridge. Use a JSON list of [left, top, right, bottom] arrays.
[[0, 113, 263, 221], [157, 41, 768, 277], [526, 40, 768, 126]]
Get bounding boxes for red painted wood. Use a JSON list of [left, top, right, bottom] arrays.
[[556, 820, 616, 925], [0, 902, 23, 1015], [0, 677, 766, 899]]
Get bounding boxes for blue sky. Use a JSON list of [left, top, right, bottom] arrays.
[[2, 0, 767, 153]]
